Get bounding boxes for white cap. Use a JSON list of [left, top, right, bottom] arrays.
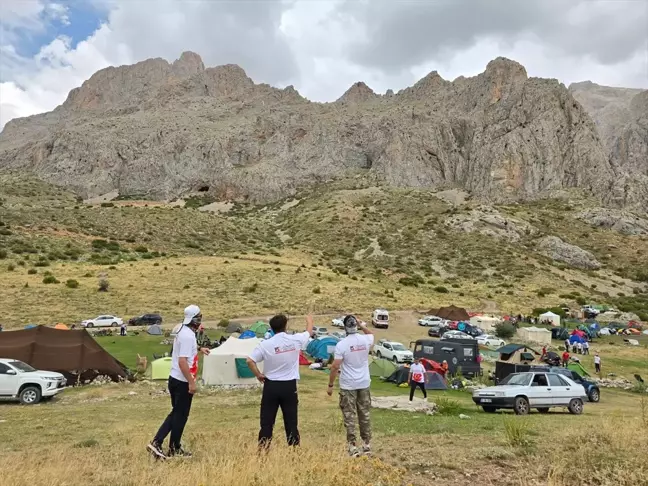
[[182, 304, 201, 325]]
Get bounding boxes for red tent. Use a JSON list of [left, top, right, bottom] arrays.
[[420, 358, 445, 375], [571, 329, 585, 338], [299, 351, 311, 366]]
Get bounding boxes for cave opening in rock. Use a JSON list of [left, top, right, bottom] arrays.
[[197, 185, 210, 192]]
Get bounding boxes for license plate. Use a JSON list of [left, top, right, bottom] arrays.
[[480, 398, 492, 403]]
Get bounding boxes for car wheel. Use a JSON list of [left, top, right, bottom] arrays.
[[588, 389, 600, 403], [513, 396, 530, 415], [568, 398, 584, 415], [19, 386, 42, 405], [86, 322, 94, 328], [392, 356, 398, 363], [376, 351, 382, 359], [111, 322, 118, 327], [537, 408, 550, 414], [482, 406, 497, 413]]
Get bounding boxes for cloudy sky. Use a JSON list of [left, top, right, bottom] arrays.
[[1, 0, 646, 128]]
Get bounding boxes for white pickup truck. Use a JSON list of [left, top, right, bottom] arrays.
[[0, 358, 67, 404], [374, 340, 413, 363]]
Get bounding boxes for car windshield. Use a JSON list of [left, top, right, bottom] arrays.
[[500, 373, 532, 386], [9, 361, 36, 372], [392, 344, 407, 351]]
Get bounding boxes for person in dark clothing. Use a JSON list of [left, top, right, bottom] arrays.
[[247, 314, 314, 450]]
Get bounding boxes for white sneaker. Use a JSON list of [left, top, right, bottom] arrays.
[[361, 443, 371, 456], [348, 444, 360, 457], [423, 397, 428, 402]]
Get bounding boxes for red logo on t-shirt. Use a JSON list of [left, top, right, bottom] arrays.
[[412, 372, 423, 382], [350, 345, 367, 352]]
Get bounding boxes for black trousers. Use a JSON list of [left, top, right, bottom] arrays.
[[409, 381, 427, 400], [153, 377, 194, 450], [595, 363, 601, 373], [258, 379, 299, 448]]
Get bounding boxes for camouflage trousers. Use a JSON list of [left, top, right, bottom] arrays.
[[339, 388, 372, 445]]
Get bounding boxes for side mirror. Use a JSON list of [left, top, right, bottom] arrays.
[[5, 370, 17, 375]]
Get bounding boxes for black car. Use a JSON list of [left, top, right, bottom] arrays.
[[128, 313, 162, 326], [427, 325, 445, 337]]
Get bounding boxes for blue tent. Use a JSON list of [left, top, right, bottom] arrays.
[[239, 330, 256, 339], [589, 322, 600, 332], [24, 324, 37, 329], [569, 334, 585, 345], [306, 336, 339, 360]]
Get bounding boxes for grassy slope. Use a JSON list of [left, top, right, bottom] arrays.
[[1, 173, 647, 328]]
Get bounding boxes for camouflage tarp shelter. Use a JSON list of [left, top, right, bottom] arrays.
[[0, 326, 131, 385], [429, 305, 471, 322]]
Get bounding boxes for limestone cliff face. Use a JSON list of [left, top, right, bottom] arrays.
[[0, 53, 634, 207]]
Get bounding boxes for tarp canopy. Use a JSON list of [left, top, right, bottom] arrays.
[[539, 312, 561, 327], [147, 324, 163, 335], [202, 336, 263, 386], [306, 336, 339, 360], [369, 358, 398, 378], [151, 357, 172, 380], [54, 323, 69, 330], [430, 305, 470, 322], [469, 316, 501, 331], [249, 321, 269, 337], [517, 327, 551, 345], [424, 371, 448, 390], [0, 327, 130, 385]]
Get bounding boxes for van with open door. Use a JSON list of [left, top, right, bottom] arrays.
[[371, 309, 389, 329]]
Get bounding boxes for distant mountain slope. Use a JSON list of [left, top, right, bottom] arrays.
[[3, 52, 640, 209]]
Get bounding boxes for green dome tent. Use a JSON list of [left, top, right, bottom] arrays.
[[150, 357, 173, 380], [369, 358, 398, 378], [249, 321, 269, 337]]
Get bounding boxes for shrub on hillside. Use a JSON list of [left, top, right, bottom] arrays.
[[217, 319, 229, 328], [0, 250, 6, 259], [7, 263, 15, 271], [43, 275, 59, 284], [27, 268, 37, 275], [65, 279, 79, 289], [494, 322, 516, 339], [98, 279, 109, 292], [434, 286, 449, 293]]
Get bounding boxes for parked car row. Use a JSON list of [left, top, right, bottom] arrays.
[[80, 313, 162, 328]]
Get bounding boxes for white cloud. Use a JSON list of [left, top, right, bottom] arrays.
[[0, 0, 646, 129]]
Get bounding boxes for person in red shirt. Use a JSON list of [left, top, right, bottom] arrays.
[[562, 350, 570, 368]]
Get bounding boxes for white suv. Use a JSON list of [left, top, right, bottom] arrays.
[[0, 358, 66, 404]]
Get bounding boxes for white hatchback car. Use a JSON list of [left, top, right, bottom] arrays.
[[476, 334, 506, 347], [418, 315, 446, 327], [0, 358, 66, 404], [472, 372, 587, 415], [81, 315, 123, 328]]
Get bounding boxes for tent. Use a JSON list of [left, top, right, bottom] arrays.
[[567, 361, 590, 377], [239, 330, 257, 339], [420, 358, 445, 374], [571, 329, 586, 338], [551, 327, 570, 341], [299, 351, 311, 366], [369, 358, 398, 378], [430, 305, 471, 322], [569, 334, 585, 345], [306, 336, 339, 360], [517, 327, 551, 345], [469, 316, 500, 332], [424, 371, 448, 390], [150, 357, 172, 380], [539, 311, 561, 327], [202, 336, 263, 385], [24, 324, 37, 329], [147, 324, 163, 335], [0, 326, 130, 385], [249, 321, 269, 337], [226, 322, 243, 333], [386, 366, 410, 385], [54, 323, 69, 330]]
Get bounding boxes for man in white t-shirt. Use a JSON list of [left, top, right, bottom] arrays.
[[247, 314, 314, 449], [327, 315, 374, 457], [148, 305, 210, 460], [408, 357, 427, 401]]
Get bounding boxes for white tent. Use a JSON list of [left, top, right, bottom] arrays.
[[202, 336, 263, 386], [469, 315, 501, 332], [538, 311, 561, 327], [517, 326, 552, 345]]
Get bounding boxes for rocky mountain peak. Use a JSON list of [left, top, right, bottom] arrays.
[[171, 51, 205, 76], [337, 82, 378, 103]]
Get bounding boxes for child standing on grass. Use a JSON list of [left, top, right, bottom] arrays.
[[594, 353, 601, 374], [408, 357, 427, 402]]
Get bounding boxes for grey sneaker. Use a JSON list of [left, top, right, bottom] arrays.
[[361, 443, 372, 456], [348, 444, 360, 457], [147, 441, 167, 460]]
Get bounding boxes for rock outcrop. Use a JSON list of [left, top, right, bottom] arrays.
[[0, 52, 635, 206], [444, 206, 536, 241], [536, 236, 601, 270], [575, 208, 648, 236]]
